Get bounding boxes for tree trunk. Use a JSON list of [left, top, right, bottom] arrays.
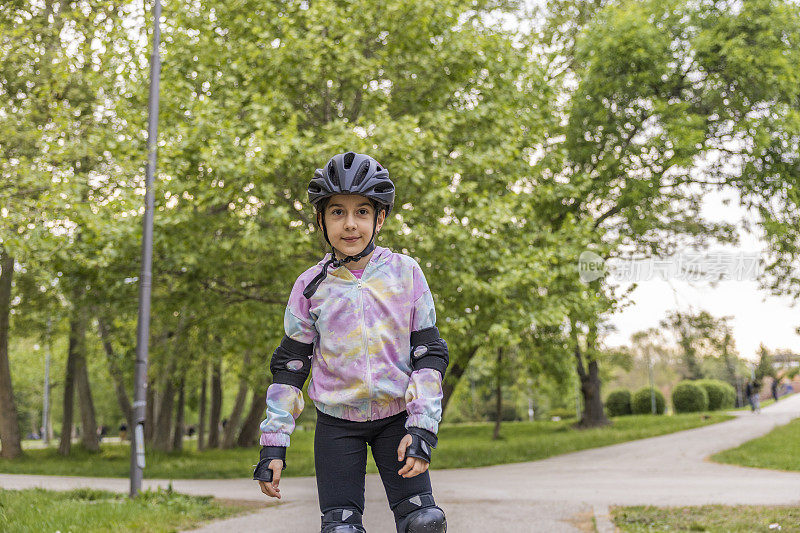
[[172, 375, 185, 451], [574, 324, 610, 428], [96, 316, 133, 430], [237, 389, 265, 448], [74, 321, 99, 452], [144, 377, 155, 442], [578, 359, 609, 427], [153, 311, 189, 452], [440, 346, 477, 416], [207, 359, 222, 448], [153, 378, 175, 452], [492, 347, 503, 440], [0, 250, 23, 458], [440, 361, 464, 415], [222, 354, 250, 449], [58, 289, 87, 456], [198, 364, 207, 451], [153, 350, 179, 452]]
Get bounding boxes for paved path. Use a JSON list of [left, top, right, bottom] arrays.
[[2, 394, 800, 532]]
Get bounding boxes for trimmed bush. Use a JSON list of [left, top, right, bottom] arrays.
[[720, 382, 736, 408], [549, 407, 577, 420], [672, 381, 709, 413], [696, 379, 736, 410], [631, 387, 666, 415], [605, 389, 632, 417]]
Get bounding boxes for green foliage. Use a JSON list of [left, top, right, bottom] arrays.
[[696, 379, 735, 411], [672, 381, 709, 413], [605, 389, 632, 417], [631, 387, 666, 415], [549, 407, 578, 420], [4, 0, 800, 450], [754, 345, 777, 381]]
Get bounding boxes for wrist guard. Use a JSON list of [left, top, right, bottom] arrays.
[[410, 327, 449, 380], [405, 426, 438, 464], [253, 445, 286, 483]]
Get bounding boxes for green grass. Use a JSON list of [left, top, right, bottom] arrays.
[[613, 504, 800, 532], [0, 413, 730, 479], [0, 486, 252, 533], [713, 417, 800, 471]]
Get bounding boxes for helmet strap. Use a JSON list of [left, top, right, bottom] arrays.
[[303, 210, 380, 299]]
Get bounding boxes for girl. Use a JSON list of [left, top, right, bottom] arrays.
[[253, 152, 449, 533]]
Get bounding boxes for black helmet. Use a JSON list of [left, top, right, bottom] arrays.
[[301, 152, 395, 299], [308, 151, 395, 215]]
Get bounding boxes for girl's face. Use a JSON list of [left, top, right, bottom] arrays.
[[319, 194, 385, 258]]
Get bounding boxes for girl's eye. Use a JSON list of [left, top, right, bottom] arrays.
[[358, 209, 369, 215], [331, 209, 343, 216]]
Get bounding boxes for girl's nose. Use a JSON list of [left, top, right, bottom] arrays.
[[344, 214, 357, 229]]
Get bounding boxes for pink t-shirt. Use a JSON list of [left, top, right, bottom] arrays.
[[349, 268, 364, 279]]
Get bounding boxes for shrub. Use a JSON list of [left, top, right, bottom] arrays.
[[549, 407, 577, 420], [605, 389, 632, 417], [720, 382, 736, 408], [631, 387, 666, 415], [672, 381, 709, 413], [696, 379, 736, 410]]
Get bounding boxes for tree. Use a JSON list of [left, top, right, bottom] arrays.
[[535, 0, 800, 425], [0, 250, 22, 457], [754, 344, 776, 382]]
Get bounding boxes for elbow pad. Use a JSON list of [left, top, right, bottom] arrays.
[[270, 335, 313, 389], [410, 326, 449, 380]]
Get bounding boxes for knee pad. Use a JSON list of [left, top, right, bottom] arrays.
[[320, 508, 366, 533], [393, 493, 447, 533]]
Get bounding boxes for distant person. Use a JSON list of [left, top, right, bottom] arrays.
[[746, 380, 761, 413], [771, 379, 780, 402], [119, 423, 128, 441]]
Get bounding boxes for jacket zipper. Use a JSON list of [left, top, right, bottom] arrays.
[[357, 277, 372, 420]]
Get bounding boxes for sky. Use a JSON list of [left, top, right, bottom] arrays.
[[602, 187, 800, 362]]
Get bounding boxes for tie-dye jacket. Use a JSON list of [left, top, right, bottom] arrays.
[[259, 246, 444, 448]]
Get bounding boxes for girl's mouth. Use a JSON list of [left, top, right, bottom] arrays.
[[342, 236, 360, 243]]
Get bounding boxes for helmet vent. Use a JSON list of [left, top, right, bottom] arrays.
[[343, 152, 355, 169], [328, 160, 340, 187], [376, 164, 382, 171], [352, 160, 371, 188]]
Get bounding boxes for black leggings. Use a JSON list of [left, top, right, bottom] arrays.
[[314, 407, 434, 523]]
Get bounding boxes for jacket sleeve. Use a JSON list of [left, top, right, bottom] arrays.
[[260, 276, 317, 447], [404, 263, 447, 439]]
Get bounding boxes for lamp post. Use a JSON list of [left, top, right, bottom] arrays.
[[647, 346, 656, 414], [130, 0, 162, 498]]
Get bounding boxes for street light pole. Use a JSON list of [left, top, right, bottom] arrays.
[[647, 346, 656, 414], [130, 0, 162, 499]]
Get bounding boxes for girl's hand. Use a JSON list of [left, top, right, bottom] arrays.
[[397, 434, 429, 478], [258, 459, 284, 499]]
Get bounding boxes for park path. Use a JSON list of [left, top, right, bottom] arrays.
[[2, 394, 799, 532]]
